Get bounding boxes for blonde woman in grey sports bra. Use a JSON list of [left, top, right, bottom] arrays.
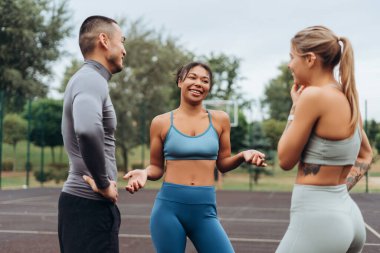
[[276, 26, 372, 253]]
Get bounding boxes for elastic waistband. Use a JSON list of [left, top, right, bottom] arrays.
[[156, 182, 216, 204], [293, 183, 348, 192], [291, 184, 352, 212]]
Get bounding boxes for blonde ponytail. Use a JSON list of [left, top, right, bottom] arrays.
[[339, 37, 359, 129], [292, 26, 360, 130]]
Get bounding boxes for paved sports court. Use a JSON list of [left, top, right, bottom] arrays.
[[0, 188, 379, 253]]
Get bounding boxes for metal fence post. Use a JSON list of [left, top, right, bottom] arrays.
[[364, 100, 369, 193], [25, 98, 32, 188], [0, 90, 4, 189]]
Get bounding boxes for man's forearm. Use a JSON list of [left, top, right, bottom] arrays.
[[78, 128, 109, 189]]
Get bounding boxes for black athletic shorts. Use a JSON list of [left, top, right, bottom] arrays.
[[58, 192, 121, 253]]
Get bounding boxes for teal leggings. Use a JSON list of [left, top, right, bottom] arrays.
[[276, 184, 366, 253], [150, 182, 235, 253]]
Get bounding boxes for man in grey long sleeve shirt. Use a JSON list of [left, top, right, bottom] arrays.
[[58, 15, 126, 253]]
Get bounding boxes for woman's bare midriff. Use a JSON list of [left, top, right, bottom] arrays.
[[295, 164, 352, 186], [164, 160, 217, 186]]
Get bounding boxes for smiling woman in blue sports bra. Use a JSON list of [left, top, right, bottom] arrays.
[[123, 62, 266, 253], [276, 26, 372, 253]]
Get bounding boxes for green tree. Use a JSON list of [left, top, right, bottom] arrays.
[[59, 58, 83, 93], [249, 121, 272, 152], [230, 110, 249, 153], [204, 53, 243, 100], [202, 53, 249, 152], [0, 0, 72, 111], [3, 113, 27, 170], [261, 63, 293, 121], [25, 98, 63, 163], [262, 119, 287, 151], [366, 119, 379, 145], [110, 20, 192, 171], [375, 133, 380, 154]]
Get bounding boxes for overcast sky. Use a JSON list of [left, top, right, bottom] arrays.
[[55, 0, 380, 120]]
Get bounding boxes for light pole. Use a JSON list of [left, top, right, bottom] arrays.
[[364, 99, 368, 193], [0, 90, 4, 189], [140, 101, 145, 167], [25, 98, 32, 188]]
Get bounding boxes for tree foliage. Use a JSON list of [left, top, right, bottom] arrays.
[[59, 58, 83, 93], [261, 119, 287, 151], [3, 113, 27, 147], [24, 98, 63, 163], [110, 20, 192, 171], [230, 111, 249, 153], [261, 63, 293, 121], [375, 133, 380, 154], [3, 113, 27, 170], [204, 53, 243, 100], [0, 0, 72, 111], [366, 119, 379, 146], [201, 53, 248, 152], [60, 19, 250, 171], [249, 121, 272, 152]]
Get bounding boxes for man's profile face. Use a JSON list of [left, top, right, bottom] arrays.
[[106, 23, 126, 74]]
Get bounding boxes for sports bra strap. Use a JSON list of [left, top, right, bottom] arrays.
[[206, 110, 214, 127], [170, 111, 174, 126], [170, 110, 213, 126]]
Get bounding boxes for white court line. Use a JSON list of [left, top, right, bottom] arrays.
[[221, 217, 288, 223], [119, 234, 150, 239], [0, 196, 52, 204], [118, 204, 290, 212], [218, 206, 289, 212], [1, 212, 378, 240], [0, 230, 56, 235], [365, 222, 380, 240], [0, 230, 379, 246], [366, 243, 380, 246], [1, 200, 290, 212], [229, 237, 280, 243], [0, 212, 287, 223], [0, 212, 57, 217]]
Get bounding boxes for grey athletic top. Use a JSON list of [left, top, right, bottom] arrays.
[[61, 60, 117, 201], [301, 125, 362, 166]]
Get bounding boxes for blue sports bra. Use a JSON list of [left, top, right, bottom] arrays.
[[301, 125, 362, 166], [163, 110, 219, 160]]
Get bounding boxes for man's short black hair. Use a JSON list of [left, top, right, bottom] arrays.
[[79, 15, 118, 56]]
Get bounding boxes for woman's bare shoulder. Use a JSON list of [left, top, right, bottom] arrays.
[[151, 112, 171, 128], [208, 109, 230, 128]]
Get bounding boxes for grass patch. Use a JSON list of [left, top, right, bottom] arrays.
[[2, 144, 380, 193]]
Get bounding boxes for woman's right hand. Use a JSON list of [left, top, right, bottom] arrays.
[[242, 150, 267, 167], [290, 84, 305, 104], [123, 169, 148, 194]]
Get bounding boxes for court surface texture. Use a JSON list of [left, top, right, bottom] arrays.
[[1, 188, 379, 253]]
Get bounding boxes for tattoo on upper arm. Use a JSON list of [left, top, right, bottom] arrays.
[[302, 163, 321, 175]]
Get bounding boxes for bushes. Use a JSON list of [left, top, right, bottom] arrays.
[[34, 169, 53, 183], [1, 159, 14, 171], [33, 163, 68, 184], [49, 163, 69, 183]]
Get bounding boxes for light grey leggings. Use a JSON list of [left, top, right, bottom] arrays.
[[276, 184, 366, 253]]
